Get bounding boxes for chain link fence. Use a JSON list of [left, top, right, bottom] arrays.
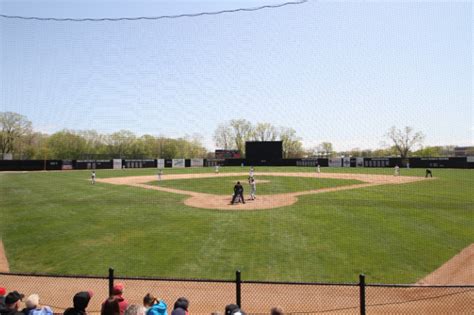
[[1, 271, 472, 314]]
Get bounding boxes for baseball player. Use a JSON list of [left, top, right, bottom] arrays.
[[215, 165, 220, 174], [91, 171, 96, 184], [425, 168, 433, 178], [249, 166, 254, 178], [394, 165, 400, 176], [249, 177, 256, 200], [316, 164, 321, 174], [157, 169, 163, 181]]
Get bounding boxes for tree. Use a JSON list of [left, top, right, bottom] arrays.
[[0, 112, 33, 158], [214, 124, 234, 150], [252, 123, 278, 141], [386, 126, 425, 159], [279, 127, 304, 158], [105, 130, 137, 157], [47, 130, 87, 159], [318, 142, 334, 157], [229, 119, 253, 156]]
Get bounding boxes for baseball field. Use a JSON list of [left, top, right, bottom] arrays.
[[0, 167, 472, 284]]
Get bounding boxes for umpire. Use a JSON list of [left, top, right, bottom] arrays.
[[231, 181, 245, 204]]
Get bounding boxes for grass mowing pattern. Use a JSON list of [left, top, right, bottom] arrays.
[[146, 175, 361, 195], [0, 167, 472, 283]]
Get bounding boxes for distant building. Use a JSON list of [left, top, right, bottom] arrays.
[[454, 146, 474, 157]]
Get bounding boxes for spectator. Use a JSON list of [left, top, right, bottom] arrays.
[[171, 298, 188, 315], [124, 305, 146, 315], [270, 307, 284, 315], [1, 291, 25, 315], [224, 305, 239, 315], [0, 287, 6, 308], [63, 291, 93, 315], [142, 294, 155, 311], [110, 284, 128, 315], [224, 304, 245, 315], [23, 295, 52, 315], [101, 297, 120, 315], [145, 296, 167, 315]]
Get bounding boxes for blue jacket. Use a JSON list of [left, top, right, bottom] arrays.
[[147, 301, 167, 315]]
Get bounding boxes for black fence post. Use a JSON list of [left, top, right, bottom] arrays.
[[359, 274, 366, 315], [236, 270, 242, 308], [108, 268, 114, 297]]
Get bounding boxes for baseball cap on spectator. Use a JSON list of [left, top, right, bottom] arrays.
[[0, 287, 6, 296], [225, 304, 240, 315], [113, 283, 124, 295], [25, 294, 40, 308], [5, 291, 24, 305], [72, 291, 93, 310]]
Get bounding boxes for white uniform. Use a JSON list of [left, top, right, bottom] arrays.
[[317, 165, 320, 173], [158, 170, 163, 181], [250, 179, 256, 200], [91, 171, 96, 184], [215, 165, 219, 173], [394, 165, 400, 176], [249, 167, 254, 178]]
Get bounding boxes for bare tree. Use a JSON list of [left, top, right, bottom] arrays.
[[386, 126, 425, 159], [318, 142, 334, 157], [279, 127, 304, 158], [253, 123, 278, 141], [0, 112, 33, 158], [229, 119, 253, 156], [213, 123, 234, 150]]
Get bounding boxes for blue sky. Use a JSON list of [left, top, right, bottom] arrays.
[[0, 0, 472, 151]]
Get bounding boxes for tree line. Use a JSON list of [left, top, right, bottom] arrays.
[[0, 112, 208, 160], [2, 111, 463, 160]]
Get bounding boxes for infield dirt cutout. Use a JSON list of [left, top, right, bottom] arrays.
[[97, 172, 428, 210]]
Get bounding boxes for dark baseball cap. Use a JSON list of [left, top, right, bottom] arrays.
[[5, 291, 24, 304]]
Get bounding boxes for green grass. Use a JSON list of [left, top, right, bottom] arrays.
[[147, 175, 361, 195], [0, 167, 472, 283]]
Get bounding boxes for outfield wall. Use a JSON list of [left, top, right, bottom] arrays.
[[0, 157, 472, 171]]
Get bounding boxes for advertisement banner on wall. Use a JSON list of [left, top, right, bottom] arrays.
[[328, 158, 342, 167], [157, 159, 165, 169], [343, 157, 351, 167], [190, 158, 204, 167], [172, 159, 185, 168], [113, 159, 122, 169]]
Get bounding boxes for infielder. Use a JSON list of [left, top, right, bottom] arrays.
[[215, 165, 220, 174], [425, 169, 433, 178], [249, 166, 254, 178], [316, 164, 321, 174], [91, 171, 96, 184], [157, 169, 163, 181], [394, 165, 400, 176]]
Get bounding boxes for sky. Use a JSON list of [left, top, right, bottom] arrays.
[[0, 0, 472, 151]]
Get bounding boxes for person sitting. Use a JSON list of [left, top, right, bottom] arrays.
[[0, 291, 25, 315], [63, 291, 93, 315], [171, 298, 188, 315], [270, 307, 284, 315], [110, 284, 128, 315], [22, 294, 52, 315], [145, 295, 167, 315], [101, 297, 120, 315], [124, 305, 146, 315]]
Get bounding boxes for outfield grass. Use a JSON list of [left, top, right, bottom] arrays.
[[147, 175, 361, 195], [0, 167, 472, 283]]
